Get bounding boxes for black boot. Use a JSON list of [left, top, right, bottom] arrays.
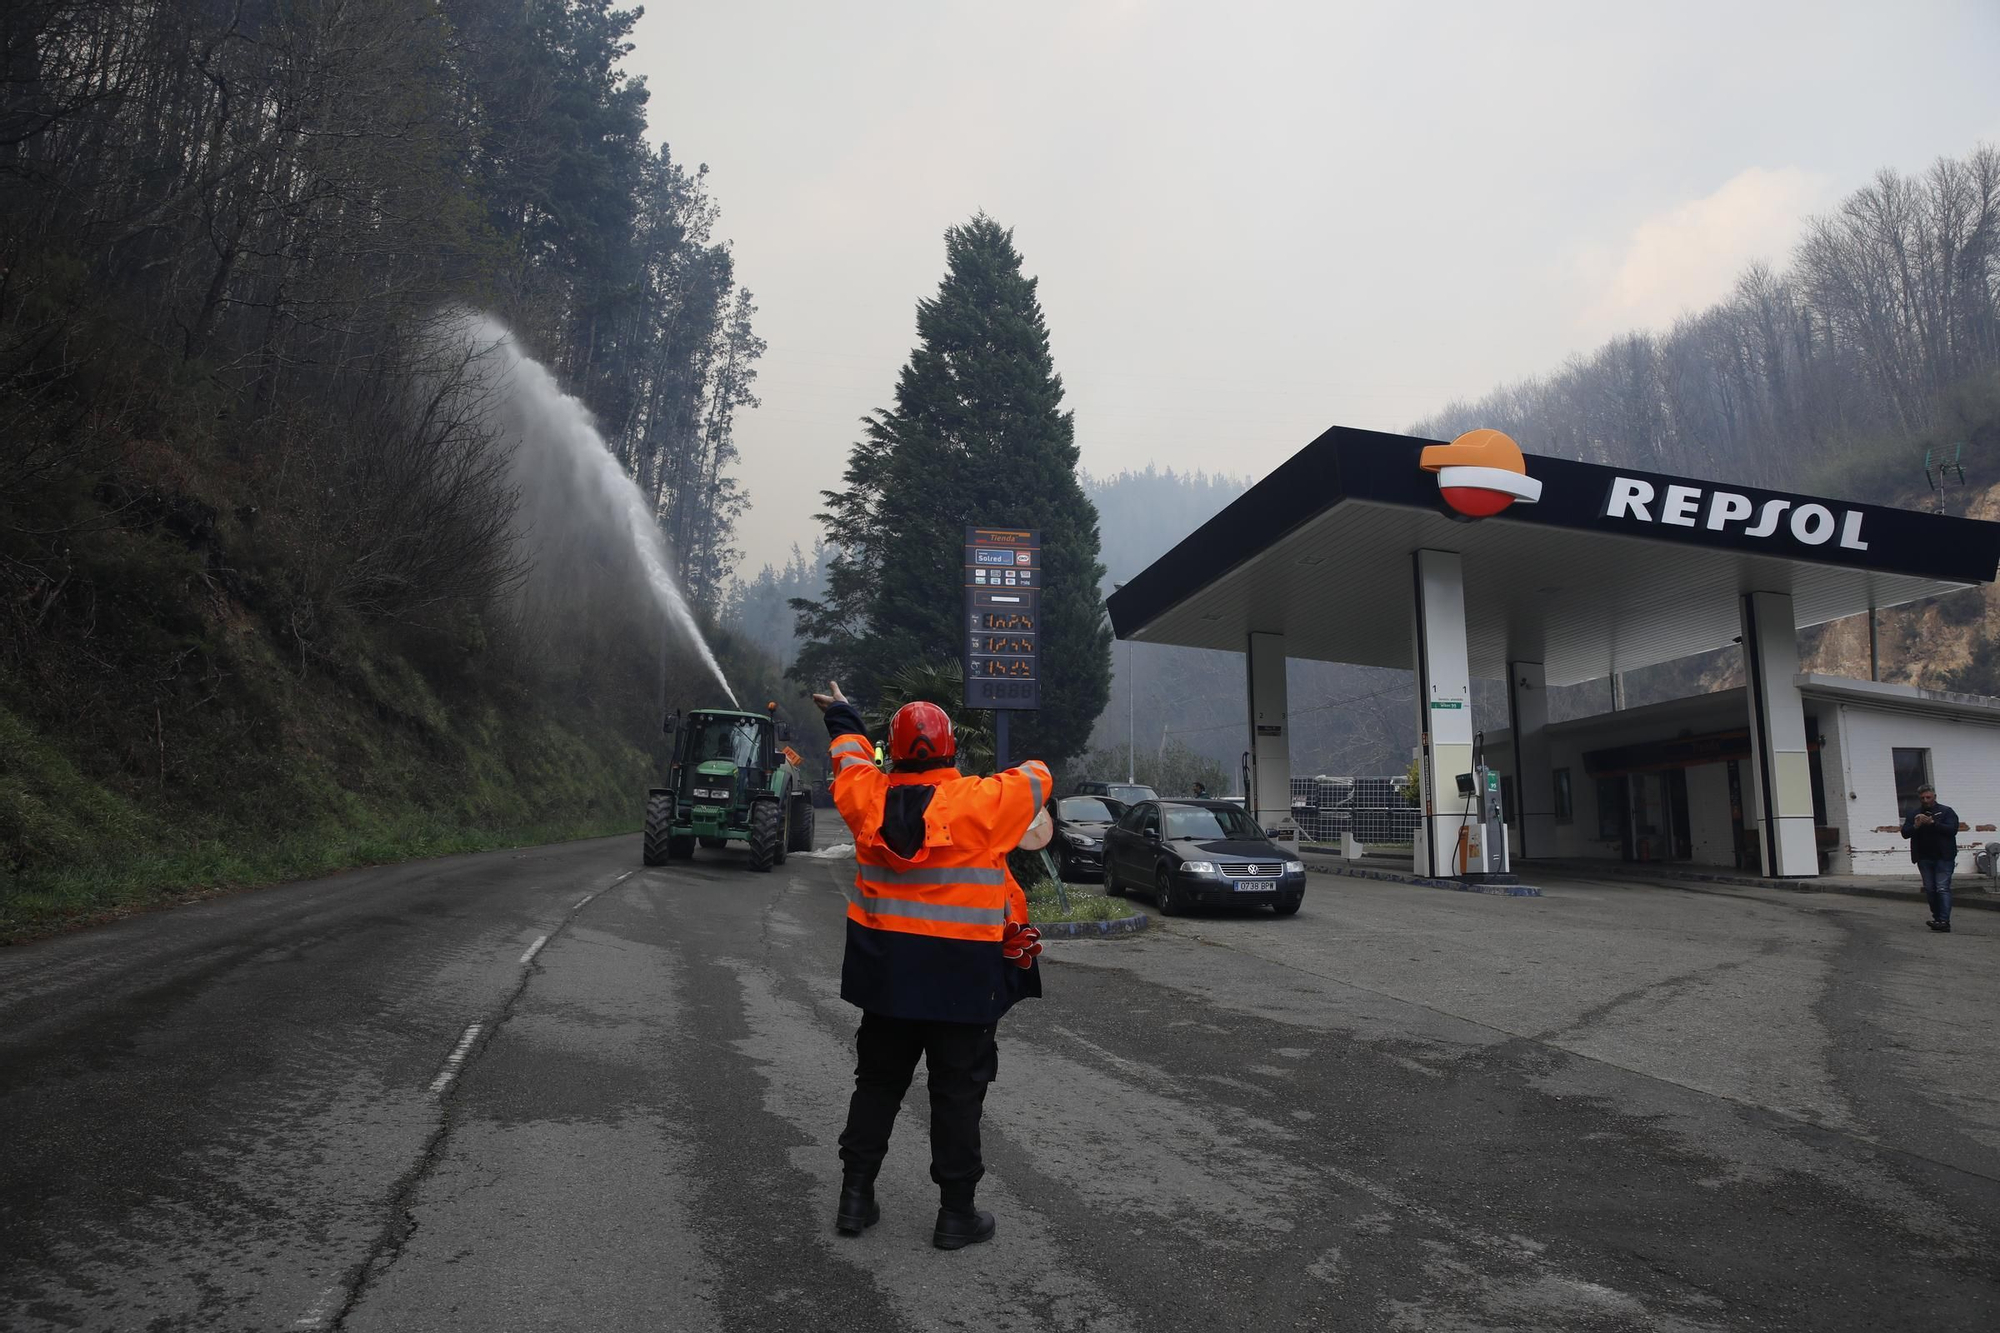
[[932, 1206, 996, 1250], [835, 1170, 880, 1236]]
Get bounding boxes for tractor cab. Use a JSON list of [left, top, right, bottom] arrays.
[[683, 711, 767, 803]]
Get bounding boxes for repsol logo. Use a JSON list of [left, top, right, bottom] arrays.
[[1604, 478, 1868, 551]]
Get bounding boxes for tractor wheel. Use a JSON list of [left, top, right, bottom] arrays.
[[698, 836, 727, 850], [668, 834, 696, 860], [643, 794, 674, 866], [748, 799, 783, 872], [786, 795, 816, 853]]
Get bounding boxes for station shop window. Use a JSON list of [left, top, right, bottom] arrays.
[[1892, 748, 1932, 818], [1553, 768, 1574, 824]]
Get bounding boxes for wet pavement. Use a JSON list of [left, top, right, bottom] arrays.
[[1, 839, 1995, 1330]]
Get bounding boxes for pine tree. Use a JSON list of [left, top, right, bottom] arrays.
[[793, 215, 1111, 767]]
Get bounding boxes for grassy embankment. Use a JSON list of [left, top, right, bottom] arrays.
[[0, 443, 694, 941], [0, 613, 661, 940]]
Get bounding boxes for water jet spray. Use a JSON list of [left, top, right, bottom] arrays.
[[440, 311, 738, 707]]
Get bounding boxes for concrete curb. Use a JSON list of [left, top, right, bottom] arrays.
[[1035, 912, 1150, 938], [1302, 859, 1543, 898], [1584, 864, 2000, 913]]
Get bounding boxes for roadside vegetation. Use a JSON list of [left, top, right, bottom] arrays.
[[1024, 877, 1138, 925], [0, 614, 814, 941]]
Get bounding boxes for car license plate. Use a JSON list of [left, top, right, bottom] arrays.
[[1232, 880, 1266, 893]]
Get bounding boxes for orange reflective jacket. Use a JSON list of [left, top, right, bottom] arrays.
[[829, 729, 1049, 944]]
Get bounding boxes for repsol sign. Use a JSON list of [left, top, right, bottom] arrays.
[[1603, 477, 1868, 551]]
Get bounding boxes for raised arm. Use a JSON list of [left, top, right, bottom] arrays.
[[815, 682, 884, 835], [962, 758, 1054, 853]]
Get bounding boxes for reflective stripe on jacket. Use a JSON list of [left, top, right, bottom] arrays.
[[825, 707, 1047, 1022]]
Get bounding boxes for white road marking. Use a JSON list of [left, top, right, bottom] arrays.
[[428, 872, 632, 1097], [292, 1284, 341, 1327], [428, 1023, 483, 1096], [575, 869, 634, 910]]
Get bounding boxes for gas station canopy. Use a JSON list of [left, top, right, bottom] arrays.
[[1104, 426, 2000, 685]]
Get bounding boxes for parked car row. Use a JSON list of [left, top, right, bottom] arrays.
[[1045, 789, 1306, 918]]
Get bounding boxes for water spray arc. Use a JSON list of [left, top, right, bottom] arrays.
[[444, 311, 738, 707]]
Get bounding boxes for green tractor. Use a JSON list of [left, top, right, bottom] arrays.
[[644, 703, 817, 870]]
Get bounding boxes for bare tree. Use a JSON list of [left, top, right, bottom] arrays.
[[1415, 144, 2000, 499]]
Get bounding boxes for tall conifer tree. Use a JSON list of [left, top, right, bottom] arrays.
[[794, 215, 1111, 766]]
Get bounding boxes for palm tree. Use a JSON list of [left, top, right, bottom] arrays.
[[864, 658, 995, 772]]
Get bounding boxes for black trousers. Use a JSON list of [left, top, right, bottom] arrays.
[[837, 1011, 998, 1209]]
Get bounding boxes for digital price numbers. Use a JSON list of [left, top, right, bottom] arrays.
[[976, 658, 1036, 677], [963, 526, 1041, 712]]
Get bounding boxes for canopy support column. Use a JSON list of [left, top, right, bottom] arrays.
[[1245, 632, 1291, 836], [1412, 550, 1478, 876], [1741, 591, 1819, 877], [1507, 660, 1554, 859]]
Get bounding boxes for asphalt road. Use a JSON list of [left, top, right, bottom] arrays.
[[2, 837, 1996, 1331]]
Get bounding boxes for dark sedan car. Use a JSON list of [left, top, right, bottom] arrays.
[[1046, 795, 1127, 880], [1102, 800, 1305, 916]]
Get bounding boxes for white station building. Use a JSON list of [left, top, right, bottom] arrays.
[[1104, 427, 2000, 880]]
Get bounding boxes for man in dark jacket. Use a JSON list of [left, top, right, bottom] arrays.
[[1900, 783, 1960, 933]]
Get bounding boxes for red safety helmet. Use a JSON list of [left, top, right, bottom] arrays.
[[887, 700, 956, 764]]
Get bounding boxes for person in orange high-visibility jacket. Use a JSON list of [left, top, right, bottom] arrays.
[[812, 680, 1049, 1252]]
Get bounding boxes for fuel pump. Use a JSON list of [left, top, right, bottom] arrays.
[[1456, 732, 1510, 876]]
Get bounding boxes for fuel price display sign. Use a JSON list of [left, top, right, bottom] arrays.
[[964, 526, 1040, 711]]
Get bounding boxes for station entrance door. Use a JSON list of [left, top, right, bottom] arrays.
[[1623, 769, 1692, 863]]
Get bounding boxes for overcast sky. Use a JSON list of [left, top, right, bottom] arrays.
[[630, 0, 2000, 575]]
